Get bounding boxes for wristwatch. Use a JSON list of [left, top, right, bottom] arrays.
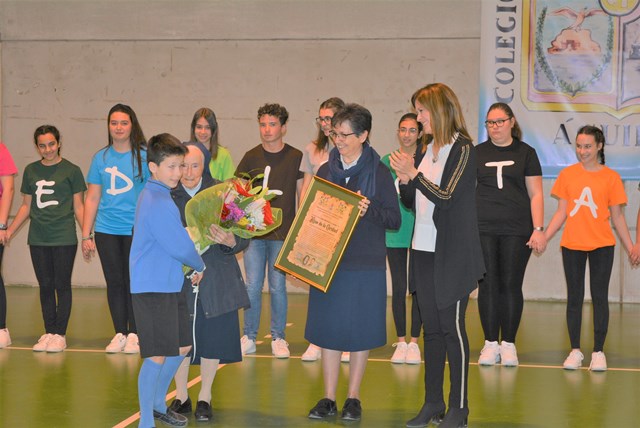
[[0, 223, 7, 231], [534, 226, 544, 232]]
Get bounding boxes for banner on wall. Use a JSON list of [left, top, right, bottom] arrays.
[[479, 0, 640, 178]]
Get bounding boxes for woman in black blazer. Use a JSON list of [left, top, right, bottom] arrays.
[[391, 83, 485, 428]]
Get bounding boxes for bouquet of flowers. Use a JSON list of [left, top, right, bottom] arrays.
[[184, 166, 283, 254]]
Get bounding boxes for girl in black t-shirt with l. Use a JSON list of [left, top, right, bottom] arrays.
[[475, 103, 545, 367]]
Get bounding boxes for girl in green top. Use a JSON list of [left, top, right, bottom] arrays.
[[5, 125, 86, 353], [190, 107, 235, 180], [381, 113, 423, 365]]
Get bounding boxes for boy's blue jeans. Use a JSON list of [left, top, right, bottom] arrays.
[[242, 239, 287, 341]]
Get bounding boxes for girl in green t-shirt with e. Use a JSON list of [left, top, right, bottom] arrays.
[[5, 125, 86, 353]]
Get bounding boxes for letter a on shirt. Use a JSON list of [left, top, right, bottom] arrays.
[[35, 179, 59, 209], [105, 166, 134, 196], [570, 186, 598, 218]]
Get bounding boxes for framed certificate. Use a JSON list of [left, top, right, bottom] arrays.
[[275, 176, 364, 292]]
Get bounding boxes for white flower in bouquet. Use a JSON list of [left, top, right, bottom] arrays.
[[245, 198, 266, 229]]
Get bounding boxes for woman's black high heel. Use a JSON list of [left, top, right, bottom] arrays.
[[439, 407, 469, 428], [406, 402, 446, 428]]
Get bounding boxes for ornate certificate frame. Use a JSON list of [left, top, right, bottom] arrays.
[[275, 176, 364, 292]]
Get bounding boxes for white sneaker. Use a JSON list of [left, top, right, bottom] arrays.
[[478, 340, 500, 366], [341, 352, 350, 363], [563, 349, 584, 370], [391, 342, 408, 364], [105, 333, 127, 353], [589, 351, 607, 372], [240, 335, 256, 355], [406, 342, 422, 365], [0, 328, 11, 348], [33, 333, 53, 352], [123, 333, 140, 354], [271, 338, 290, 359], [301, 343, 321, 362], [46, 334, 67, 353], [500, 341, 519, 367]]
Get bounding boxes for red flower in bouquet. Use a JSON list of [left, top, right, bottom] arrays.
[[263, 201, 274, 225], [233, 179, 252, 197]]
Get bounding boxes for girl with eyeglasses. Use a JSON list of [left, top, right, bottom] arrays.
[[543, 125, 634, 371], [474, 103, 545, 368], [299, 97, 346, 199], [381, 113, 423, 365]]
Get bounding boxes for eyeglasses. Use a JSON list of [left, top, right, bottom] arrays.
[[485, 118, 511, 128], [316, 116, 333, 124], [329, 131, 356, 140], [398, 127, 419, 135]]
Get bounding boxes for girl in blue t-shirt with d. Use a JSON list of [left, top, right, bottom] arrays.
[[82, 104, 150, 354]]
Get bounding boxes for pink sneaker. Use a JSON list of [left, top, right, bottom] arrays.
[[563, 349, 584, 370], [105, 333, 127, 353], [0, 328, 11, 348], [123, 333, 140, 354], [33, 333, 53, 352], [478, 340, 500, 366], [271, 338, 290, 359], [391, 342, 408, 364], [499, 341, 519, 367], [589, 351, 607, 372], [406, 342, 422, 365], [302, 343, 321, 362], [46, 334, 67, 353]]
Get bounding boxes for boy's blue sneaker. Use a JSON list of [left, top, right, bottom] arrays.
[[153, 408, 187, 427]]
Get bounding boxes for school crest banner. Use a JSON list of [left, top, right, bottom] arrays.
[[479, 0, 640, 178]]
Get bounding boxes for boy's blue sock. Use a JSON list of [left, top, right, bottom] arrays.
[[153, 355, 186, 413], [138, 358, 162, 428]]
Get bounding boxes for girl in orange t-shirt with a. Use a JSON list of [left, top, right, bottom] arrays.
[[544, 125, 634, 372]]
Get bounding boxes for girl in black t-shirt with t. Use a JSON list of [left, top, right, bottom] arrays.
[[475, 103, 545, 367]]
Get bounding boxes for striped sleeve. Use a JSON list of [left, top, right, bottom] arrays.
[[415, 143, 471, 202]]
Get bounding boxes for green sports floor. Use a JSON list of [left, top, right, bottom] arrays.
[[0, 286, 638, 428]]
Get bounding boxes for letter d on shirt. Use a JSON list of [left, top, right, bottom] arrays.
[[105, 166, 134, 196]]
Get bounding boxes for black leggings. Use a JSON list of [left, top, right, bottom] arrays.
[[477, 234, 531, 343], [0, 245, 6, 329], [562, 246, 614, 352], [387, 247, 422, 338], [411, 249, 469, 410], [95, 232, 136, 335], [30, 245, 77, 335]]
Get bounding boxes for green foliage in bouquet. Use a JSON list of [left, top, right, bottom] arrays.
[[184, 176, 283, 252]]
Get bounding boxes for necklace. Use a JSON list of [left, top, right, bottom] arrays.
[[431, 145, 440, 163]]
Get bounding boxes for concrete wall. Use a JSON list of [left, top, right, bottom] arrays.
[[0, 0, 638, 302]]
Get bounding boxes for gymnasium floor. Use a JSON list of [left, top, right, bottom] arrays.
[[0, 285, 638, 427]]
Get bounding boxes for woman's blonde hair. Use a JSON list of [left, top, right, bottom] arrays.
[[411, 83, 471, 152]]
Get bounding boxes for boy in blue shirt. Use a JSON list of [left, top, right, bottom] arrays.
[[130, 133, 205, 427]]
